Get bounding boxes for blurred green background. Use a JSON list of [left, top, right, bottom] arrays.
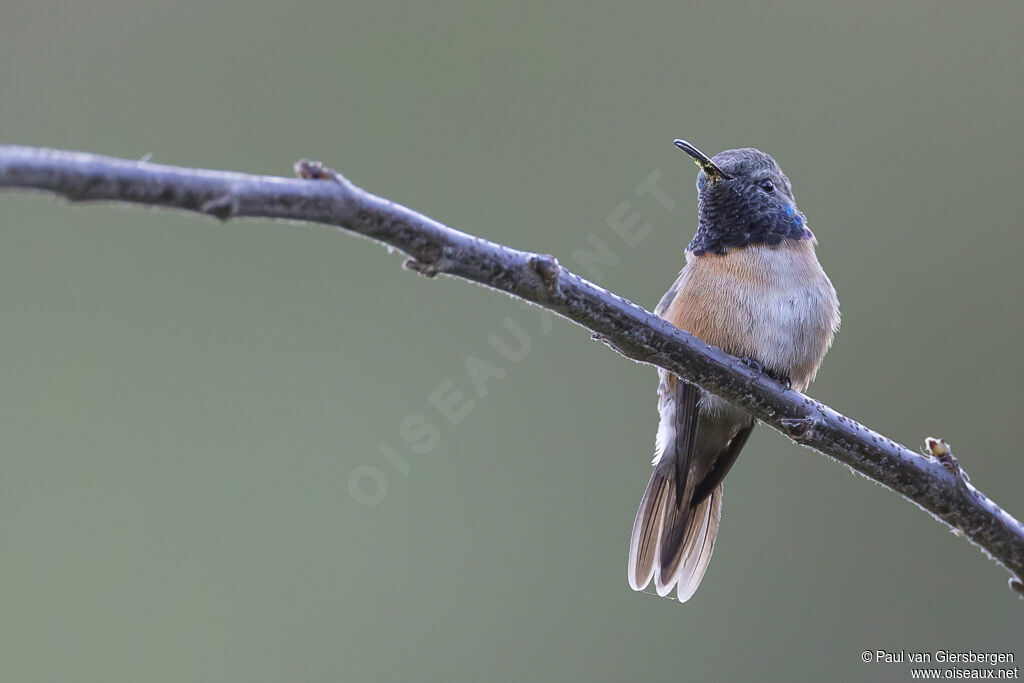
[[2, 1, 1023, 681]]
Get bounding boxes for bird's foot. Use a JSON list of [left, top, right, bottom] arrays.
[[739, 355, 763, 374], [740, 356, 791, 388]]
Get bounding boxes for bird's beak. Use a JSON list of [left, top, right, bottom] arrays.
[[673, 139, 732, 181]]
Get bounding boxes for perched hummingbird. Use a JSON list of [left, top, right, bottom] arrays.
[[627, 140, 840, 602]]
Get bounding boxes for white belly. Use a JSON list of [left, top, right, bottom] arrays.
[[662, 240, 841, 393]]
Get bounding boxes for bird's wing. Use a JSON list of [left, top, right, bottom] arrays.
[[630, 370, 701, 592], [691, 423, 755, 508], [655, 372, 703, 582]]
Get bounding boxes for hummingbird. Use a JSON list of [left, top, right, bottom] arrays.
[[627, 139, 841, 602]]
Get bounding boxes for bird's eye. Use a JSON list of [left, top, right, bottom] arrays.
[[759, 180, 775, 193]]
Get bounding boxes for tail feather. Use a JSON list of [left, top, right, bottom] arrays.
[[628, 464, 723, 602], [627, 464, 672, 591], [655, 477, 696, 590], [674, 485, 722, 602]]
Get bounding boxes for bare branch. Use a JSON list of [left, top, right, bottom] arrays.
[[3, 144, 1022, 595]]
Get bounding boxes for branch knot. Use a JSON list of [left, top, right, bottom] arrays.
[[528, 254, 560, 296], [780, 417, 818, 440], [403, 257, 441, 278], [924, 437, 972, 491], [200, 193, 238, 221], [294, 159, 343, 183]]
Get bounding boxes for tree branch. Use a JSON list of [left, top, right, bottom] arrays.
[[2, 144, 1022, 596]]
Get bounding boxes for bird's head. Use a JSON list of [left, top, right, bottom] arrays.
[[674, 139, 813, 256]]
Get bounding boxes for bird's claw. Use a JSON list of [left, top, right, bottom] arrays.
[[740, 355, 791, 388], [739, 355, 763, 373]]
